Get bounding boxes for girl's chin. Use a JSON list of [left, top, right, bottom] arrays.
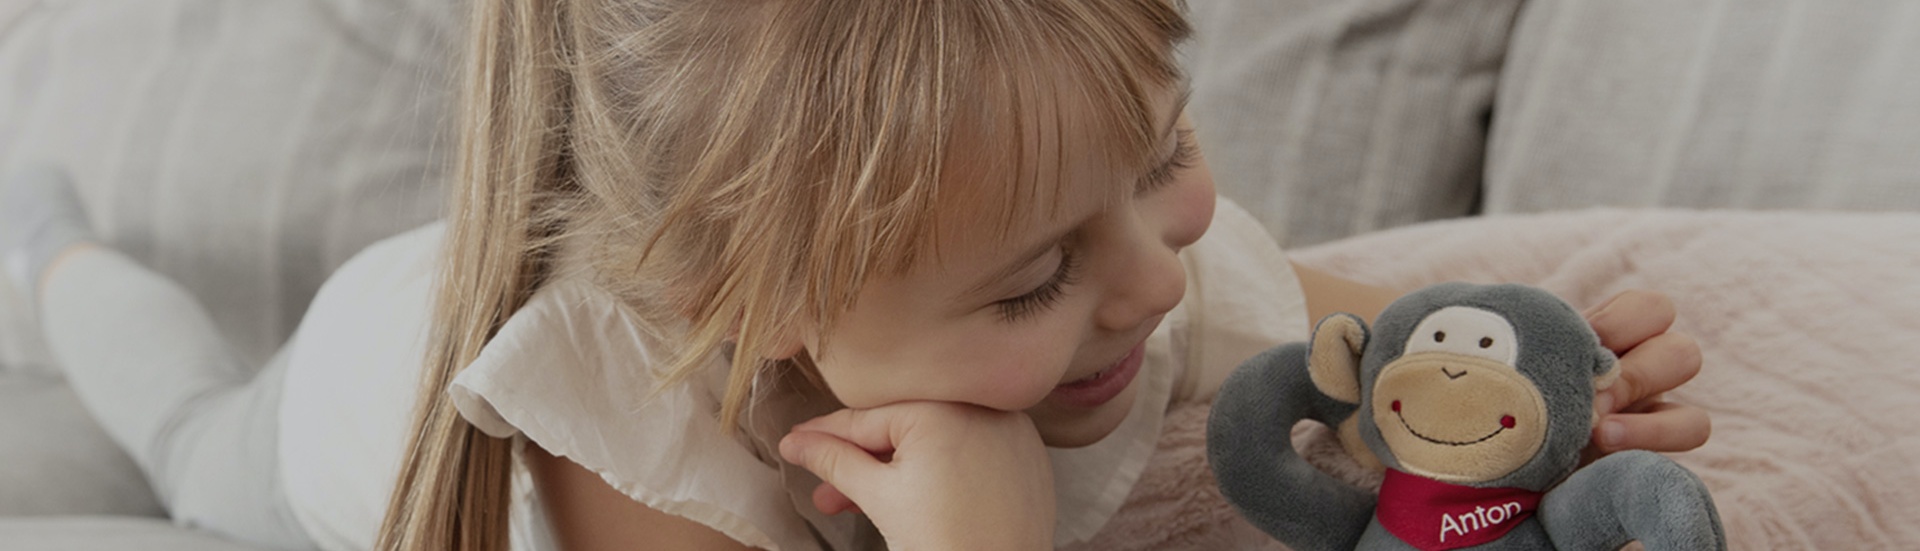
[[1027, 381, 1141, 448]]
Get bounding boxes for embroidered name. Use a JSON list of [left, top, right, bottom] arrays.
[[1438, 502, 1524, 543], [1376, 469, 1544, 551]]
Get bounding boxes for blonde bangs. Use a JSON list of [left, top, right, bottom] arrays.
[[793, 0, 1196, 325], [950, 0, 1194, 246]]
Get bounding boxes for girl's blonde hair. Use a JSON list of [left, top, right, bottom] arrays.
[[378, 1, 1190, 549]]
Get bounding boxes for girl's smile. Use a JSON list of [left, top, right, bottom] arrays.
[[1046, 338, 1148, 410]]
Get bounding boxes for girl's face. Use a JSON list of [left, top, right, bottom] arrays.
[[796, 91, 1216, 447]]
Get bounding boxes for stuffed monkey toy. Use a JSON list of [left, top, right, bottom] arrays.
[[1208, 283, 1724, 550]]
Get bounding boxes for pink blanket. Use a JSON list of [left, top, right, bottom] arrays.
[[1073, 209, 1920, 550]]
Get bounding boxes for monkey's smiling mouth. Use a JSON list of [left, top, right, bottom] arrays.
[[1391, 403, 1509, 446]]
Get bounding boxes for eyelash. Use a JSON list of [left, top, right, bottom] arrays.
[[1138, 129, 1198, 195], [990, 131, 1195, 323], [995, 246, 1081, 323]]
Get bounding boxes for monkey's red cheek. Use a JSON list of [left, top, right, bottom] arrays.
[[1500, 415, 1517, 429]]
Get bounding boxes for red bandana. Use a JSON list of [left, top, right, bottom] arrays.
[[1375, 469, 1544, 550]]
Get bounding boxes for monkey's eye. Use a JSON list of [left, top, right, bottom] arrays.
[[1405, 306, 1519, 365]]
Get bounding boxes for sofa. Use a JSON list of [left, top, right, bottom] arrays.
[[3, 0, 1917, 549]]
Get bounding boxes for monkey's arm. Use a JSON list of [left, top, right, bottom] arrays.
[[1538, 450, 1726, 551], [1207, 343, 1374, 551]]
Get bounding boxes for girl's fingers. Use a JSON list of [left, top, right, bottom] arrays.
[[1593, 401, 1712, 453], [811, 482, 862, 516], [1585, 289, 1676, 355], [791, 407, 906, 456], [778, 430, 887, 498], [1597, 331, 1703, 414]]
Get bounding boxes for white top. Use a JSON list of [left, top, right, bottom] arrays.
[[276, 197, 1309, 551]]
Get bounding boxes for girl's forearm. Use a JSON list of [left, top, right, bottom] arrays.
[[1290, 261, 1402, 324]]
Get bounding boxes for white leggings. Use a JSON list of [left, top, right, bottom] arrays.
[[41, 247, 316, 550]]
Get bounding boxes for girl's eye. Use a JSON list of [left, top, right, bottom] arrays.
[[1136, 128, 1198, 195], [995, 247, 1080, 322]]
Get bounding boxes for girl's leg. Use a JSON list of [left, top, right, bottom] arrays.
[[6, 166, 315, 550]]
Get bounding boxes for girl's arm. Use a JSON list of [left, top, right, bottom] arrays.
[[1291, 261, 1399, 324], [527, 443, 762, 551]]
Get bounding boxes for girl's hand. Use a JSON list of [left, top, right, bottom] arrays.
[[1583, 289, 1712, 460], [778, 402, 1056, 551]]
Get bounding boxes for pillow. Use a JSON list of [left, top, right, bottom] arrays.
[[1183, 0, 1523, 247], [0, 0, 459, 370], [0, 516, 267, 551], [1486, 1, 1920, 213], [0, 372, 162, 517]]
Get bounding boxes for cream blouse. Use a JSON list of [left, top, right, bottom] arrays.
[[277, 198, 1307, 551]]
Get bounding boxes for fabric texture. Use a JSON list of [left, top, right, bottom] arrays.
[[1487, 0, 1920, 215], [39, 247, 314, 551], [0, 0, 456, 373], [1183, 0, 1523, 247]]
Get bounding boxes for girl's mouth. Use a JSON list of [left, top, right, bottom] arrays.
[[1047, 342, 1146, 409]]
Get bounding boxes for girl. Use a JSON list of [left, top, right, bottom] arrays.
[[0, 0, 1710, 550]]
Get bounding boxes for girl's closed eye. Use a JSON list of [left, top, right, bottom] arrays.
[[993, 128, 1198, 324], [1136, 128, 1198, 196], [996, 246, 1081, 323]]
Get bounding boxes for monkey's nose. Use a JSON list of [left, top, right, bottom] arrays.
[[1441, 367, 1467, 380]]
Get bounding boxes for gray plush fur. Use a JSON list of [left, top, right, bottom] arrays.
[[1208, 282, 1725, 551]]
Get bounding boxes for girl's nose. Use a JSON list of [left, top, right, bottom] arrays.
[[1094, 233, 1186, 332]]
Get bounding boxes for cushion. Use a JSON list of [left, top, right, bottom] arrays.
[[1184, 0, 1523, 246], [0, 372, 161, 517], [0, 517, 266, 551], [1486, 1, 1920, 213], [0, 0, 459, 371]]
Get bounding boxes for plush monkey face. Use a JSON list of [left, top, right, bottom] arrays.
[[1371, 306, 1548, 483], [1308, 283, 1615, 491]]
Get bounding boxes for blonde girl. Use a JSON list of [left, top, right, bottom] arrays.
[[1, 0, 1711, 549]]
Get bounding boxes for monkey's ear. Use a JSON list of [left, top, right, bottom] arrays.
[[1592, 347, 1621, 392], [1308, 313, 1369, 404]]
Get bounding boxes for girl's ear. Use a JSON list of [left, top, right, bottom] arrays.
[[762, 324, 816, 361], [766, 338, 807, 361]]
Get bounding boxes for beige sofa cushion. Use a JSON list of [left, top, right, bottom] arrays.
[[1487, 1, 1920, 214], [1185, 0, 1523, 246], [0, 517, 264, 551], [0, 0, 458, 371], [0, 373, 162, 518]]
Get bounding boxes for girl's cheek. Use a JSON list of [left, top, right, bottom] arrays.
[[971, 359, 1064, 411], [953, 327, 1079, 411]]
